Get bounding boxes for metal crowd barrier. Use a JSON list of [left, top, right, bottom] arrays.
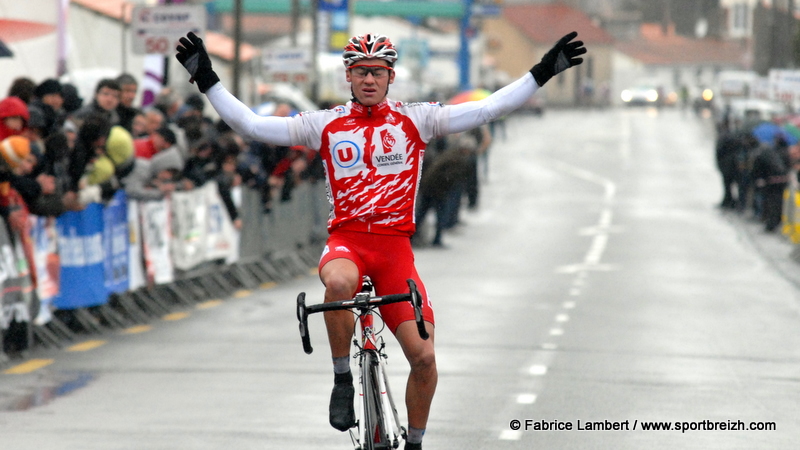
[[1, 180, 328, 362]]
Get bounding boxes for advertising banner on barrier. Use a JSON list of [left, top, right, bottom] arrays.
[[30, 216, 59, 324], [171, 187, 206, 270], [103, 190, 129, 294], [0, 220, 34, 330], [141, 199, 174, 284], [53, 202, 106, 310], [170, 182, 237, 270], [204, 182, 237, 263], [127, 199, 146, 290]]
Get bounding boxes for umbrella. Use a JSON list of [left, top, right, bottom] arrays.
[[783, 123, 800, 145], [448, 88, 492, 105], [751, 121, 797, 145]]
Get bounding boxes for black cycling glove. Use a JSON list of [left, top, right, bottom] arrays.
[[176, 32, 220, 93], [529, 31, 586, 87]]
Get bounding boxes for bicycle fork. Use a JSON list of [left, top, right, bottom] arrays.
[[352, 313, 405, 449], [354, 351, 405, 450]]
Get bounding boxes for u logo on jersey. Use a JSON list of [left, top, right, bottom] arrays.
[[332, 140, 361, 168]]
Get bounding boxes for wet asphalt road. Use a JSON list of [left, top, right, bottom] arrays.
[[2, 107, 800, 449]]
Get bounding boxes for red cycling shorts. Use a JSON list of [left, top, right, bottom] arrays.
[[318, 230, 434, 333]]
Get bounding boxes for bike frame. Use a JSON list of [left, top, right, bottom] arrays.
[[352, 299, 405, 449], [296, 277, 429, 450]]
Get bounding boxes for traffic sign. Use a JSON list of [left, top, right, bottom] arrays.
[[263, 48, 312, 83], [471, 4, 501, 16], [131, 5, 206, 55]]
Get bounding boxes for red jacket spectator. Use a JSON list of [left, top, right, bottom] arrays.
[[0, 96, 30, 141], [134, 125, 177, 159]]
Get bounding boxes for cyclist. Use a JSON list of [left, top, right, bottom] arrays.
[[177, 31, 585, 450]]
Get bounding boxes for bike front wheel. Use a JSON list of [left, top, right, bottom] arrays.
[[360, 350, 390, 450]]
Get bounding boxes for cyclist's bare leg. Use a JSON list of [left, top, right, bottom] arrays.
[[320, 257, 360, 358], [320, 258, 361, 431], [395, 320, 437, 431]]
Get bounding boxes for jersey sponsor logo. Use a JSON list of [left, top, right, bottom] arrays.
[[332, 140, 361, 169], [328, 131, 367, 180], [402, 101, 441, 108], [381, 129, 396, 153], [334, 246, 351, 253], [372, 125, 410, 175]]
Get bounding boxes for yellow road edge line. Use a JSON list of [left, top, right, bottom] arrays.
[[163, 311, 190, 321], [260, 282, 278, 290], [234, 290, 251, 298], [196, 300, 223, 309], [3, 358, 54, 374], [67, 340, 107, 352], [123, 325, 153, 334]]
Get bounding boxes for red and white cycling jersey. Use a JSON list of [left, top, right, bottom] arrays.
[[205, 72, 539, 236], [287, 99, 447, 236]]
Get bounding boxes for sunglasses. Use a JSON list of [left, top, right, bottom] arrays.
[[350, 65, 392, 79]]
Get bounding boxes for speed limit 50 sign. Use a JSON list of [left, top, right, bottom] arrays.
[[132, 5, 206, 55]]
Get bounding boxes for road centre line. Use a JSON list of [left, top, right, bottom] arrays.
[[499, 160, 618, 442], [529, 365, 548, 376], [499, 430, 523, 440], [547, 160, 616, 204]]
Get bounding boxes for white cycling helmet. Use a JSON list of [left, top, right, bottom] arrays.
[[342, 33, 398, 68]]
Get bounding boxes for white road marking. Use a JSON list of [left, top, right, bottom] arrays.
[[529, 365, 548, 375], [499, 430, 523, 441]]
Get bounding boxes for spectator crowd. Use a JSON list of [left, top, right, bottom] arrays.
[[715, 113, 800, 233], [0, 74, 328, 331]]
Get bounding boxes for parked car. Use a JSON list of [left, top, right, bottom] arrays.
[[693, 87, 715, 113], [620, 86, 659, 106]]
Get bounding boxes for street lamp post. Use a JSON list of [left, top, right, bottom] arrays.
[[458, 0, 474, 91]]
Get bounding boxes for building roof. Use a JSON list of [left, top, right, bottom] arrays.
[[501, 3, 615, 45], [616, 23, 748, 67], [70, 0, 258, 62]]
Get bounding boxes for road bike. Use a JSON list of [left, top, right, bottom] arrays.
[[296, 277, 429, 450]]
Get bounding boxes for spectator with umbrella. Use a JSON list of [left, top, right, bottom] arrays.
[[750, 122, 799, 232]]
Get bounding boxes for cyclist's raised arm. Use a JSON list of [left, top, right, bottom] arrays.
[[445, 74, 537, 134], [205, 84, 293, 146], [444, 31, 586, 135], [176, 32, 293, 146]]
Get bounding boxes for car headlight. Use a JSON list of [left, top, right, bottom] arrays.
[[621, 90, 633, 102], [645, 89, 659, 102], [702, 89, 713, 102]]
